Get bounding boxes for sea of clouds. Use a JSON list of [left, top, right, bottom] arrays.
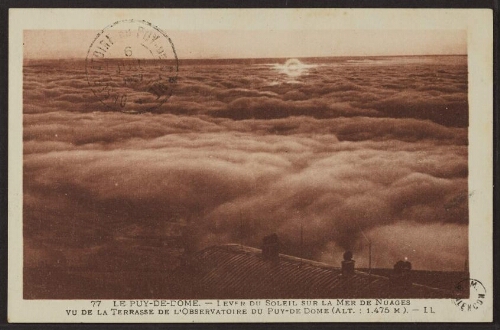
[[23, 56, 468, 273]]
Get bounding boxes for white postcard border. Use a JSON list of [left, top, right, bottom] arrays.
[[8, 8, 493, 323]]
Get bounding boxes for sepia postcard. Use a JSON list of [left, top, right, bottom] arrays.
[[8, 8, 493, 323]]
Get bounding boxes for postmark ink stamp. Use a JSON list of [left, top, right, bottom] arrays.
[[85, 19, 178, 113], [452, 278, 486, 312]]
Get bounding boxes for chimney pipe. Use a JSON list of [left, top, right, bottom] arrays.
[[393, 259, 412, 286], [262, 233, 280, 262], [341, 251, 355, 276]]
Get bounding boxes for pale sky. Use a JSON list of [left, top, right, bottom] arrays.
[[24, 29, 466, 59]]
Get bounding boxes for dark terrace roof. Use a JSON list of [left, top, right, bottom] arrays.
[[175, 244, 460, 299]]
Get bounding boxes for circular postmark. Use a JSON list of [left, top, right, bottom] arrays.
[[452, 278, 486, 312], [85, 19, 178, 113]]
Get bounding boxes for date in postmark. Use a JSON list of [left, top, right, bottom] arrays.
[[85, 19, 178, 113]]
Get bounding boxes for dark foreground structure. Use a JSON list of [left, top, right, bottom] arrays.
[[175, 239, 468, 299], [24, 234, 469, 299]]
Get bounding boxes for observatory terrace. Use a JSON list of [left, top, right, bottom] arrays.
[[174, 244, 465, 299]]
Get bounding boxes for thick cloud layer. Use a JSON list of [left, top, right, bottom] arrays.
[[23, 56, 468, 275], [24, 56, 468, 126]]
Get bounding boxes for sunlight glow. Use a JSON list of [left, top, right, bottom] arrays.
[[273, 59, 317, 80]]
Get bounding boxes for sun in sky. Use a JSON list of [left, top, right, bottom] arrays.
[[273, 58, 318, 83], [283, 58, 305, 77]]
